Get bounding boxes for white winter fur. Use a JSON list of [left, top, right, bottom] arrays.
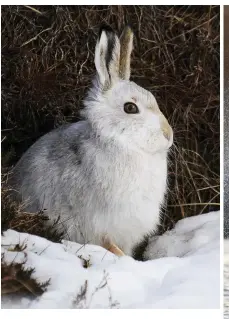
[[95, 31, 109, 87], [95, 30, 120, 88], [10, 26, 173, 256]]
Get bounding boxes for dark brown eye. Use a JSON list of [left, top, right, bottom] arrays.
[[124, 102, 139, 114]]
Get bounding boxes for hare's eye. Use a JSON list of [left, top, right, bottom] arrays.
[[124, 102, 139, 114]]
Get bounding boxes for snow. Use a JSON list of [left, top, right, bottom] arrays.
[[1, 211, 220, 309], [225, 240, 229, 318]]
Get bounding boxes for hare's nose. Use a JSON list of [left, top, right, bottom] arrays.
[[163, 125, 173, 140], [160, 115, 173, 143], [163, 130, 170, 141]]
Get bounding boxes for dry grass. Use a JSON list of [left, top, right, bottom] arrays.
[[2, 5, 219, 238], [2, 258, 50, 297], [1, 173, 64, 241], [1, 241, 50, 297]]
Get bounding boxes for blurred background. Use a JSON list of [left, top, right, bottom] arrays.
[[224, 5, 229, 319], [1, 5, 220, 236], [225, 5, 229, 238]]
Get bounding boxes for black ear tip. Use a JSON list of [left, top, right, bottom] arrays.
[[99, 24, 115, 38]]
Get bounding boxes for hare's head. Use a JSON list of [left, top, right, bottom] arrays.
[[83, 25, 173, 154]]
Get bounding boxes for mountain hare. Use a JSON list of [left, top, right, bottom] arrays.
[[9, 25, 173, 256]]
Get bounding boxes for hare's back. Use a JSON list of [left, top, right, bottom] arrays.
[[9, 120, 89, 211]]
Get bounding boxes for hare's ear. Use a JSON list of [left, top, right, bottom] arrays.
[[119, 26, 133, 80], [95, 25, 120, 90]]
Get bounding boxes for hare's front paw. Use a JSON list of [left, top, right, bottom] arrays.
[[101, 235, 125, 257]]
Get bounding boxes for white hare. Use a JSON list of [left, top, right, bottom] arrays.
[[9, 25, 173, 256]]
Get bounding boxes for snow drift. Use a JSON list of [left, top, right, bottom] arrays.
[[224, 240, 229, 317], [1, 211, 220, 309]]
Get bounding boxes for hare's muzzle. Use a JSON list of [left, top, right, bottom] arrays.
[[160, 114, 173, 146]]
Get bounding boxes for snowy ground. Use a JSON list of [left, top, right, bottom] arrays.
[[1, 211, 220, 309], [225, 240, 229, 317]]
